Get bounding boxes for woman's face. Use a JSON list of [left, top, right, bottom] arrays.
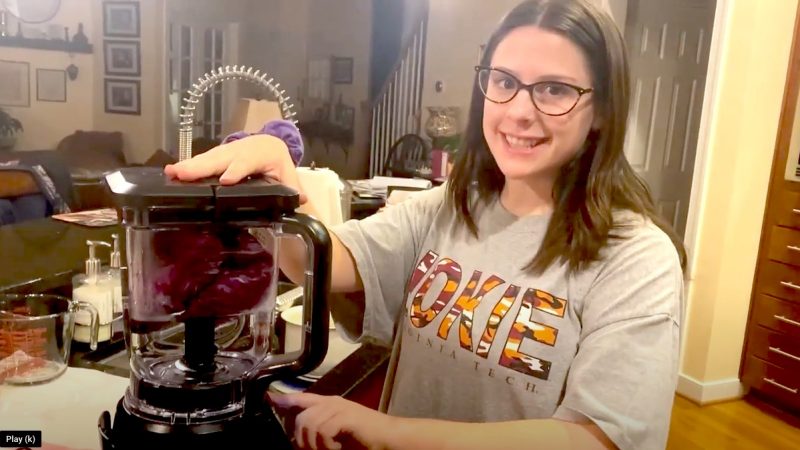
[[483, 26, 598, 184]]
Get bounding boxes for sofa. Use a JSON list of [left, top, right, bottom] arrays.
[[56, 130, 127, 179], [0, 150, 75, 225]]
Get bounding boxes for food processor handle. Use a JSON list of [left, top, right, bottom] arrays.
[[246, 211, 332, 405]]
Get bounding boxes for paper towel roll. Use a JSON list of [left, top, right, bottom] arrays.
[[296, 167, 344, 227]]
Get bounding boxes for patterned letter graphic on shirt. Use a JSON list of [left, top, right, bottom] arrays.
[[409, 257, 462, 327], [436, 273, 505, 351], [408, 250, 439, 292], [406, 251, 568, 381], [476, 284, 520, 358], [498, 288, 566, 380]]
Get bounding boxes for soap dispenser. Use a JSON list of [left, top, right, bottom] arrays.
[[107, 233, 123, 314], [73, 240, 114, 344], [105, 233, 125, 338]]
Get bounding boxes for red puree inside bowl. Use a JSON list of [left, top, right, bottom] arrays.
[[130, 226, 274, 324]]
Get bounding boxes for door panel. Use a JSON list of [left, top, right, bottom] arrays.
[[164, 0, 241, 155], [624, 0, 716, 237]]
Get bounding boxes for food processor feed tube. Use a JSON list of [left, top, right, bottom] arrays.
[[99, 167, 332, 449]]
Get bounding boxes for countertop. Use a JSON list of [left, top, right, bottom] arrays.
[[0, 367, 129, 450], [0, 218, 122, 294]]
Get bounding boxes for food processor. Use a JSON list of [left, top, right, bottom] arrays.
[[97, 167, 330, 449], [98, 66, 329, 449]]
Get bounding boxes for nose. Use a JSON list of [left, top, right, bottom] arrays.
[[506, 88, 539, 122]]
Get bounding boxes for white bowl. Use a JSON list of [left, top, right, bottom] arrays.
[[280, 305, 359, 378]]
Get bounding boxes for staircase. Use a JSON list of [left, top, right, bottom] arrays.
[[368, 14, 428, 177]]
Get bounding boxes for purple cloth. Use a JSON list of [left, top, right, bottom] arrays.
[[222, 120, 304, 166]]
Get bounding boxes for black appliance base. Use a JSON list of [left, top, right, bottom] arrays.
[[98, 398, 293, 450]]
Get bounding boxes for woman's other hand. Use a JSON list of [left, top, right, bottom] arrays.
[[164, 134, 307, 203], [270, 392, 394, 450]]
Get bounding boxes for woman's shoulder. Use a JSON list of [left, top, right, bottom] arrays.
[[391, 183, 448, 211], [371, 183, 449, 223], [601, 209, 683, 269]]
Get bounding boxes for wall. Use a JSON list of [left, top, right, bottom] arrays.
[[1, 0, 165, 162], [679, 0, 798, 402], [370, 0, 405, 100], [241, 0, 309, 114], [420, 0, 626, 135], [91, 0, 163, 164], [598, 0, 628, 34], [304, 0, 372, 179], [401, 0, 429, 47], [420, 0, 519, 132], [1, 0, 96, 151], [164, 0, 247, 25]]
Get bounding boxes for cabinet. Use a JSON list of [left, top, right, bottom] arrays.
[[741, 8, 800, 414]]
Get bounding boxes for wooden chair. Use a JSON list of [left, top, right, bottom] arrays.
[[381, 134, 430, 178]]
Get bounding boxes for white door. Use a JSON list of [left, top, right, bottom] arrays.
[[163, 20, 239, 155], [623, 0, 716, 237]]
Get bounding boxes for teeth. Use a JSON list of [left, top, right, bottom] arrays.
[[505, 135, 537, 148]]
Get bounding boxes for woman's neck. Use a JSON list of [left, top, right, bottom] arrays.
[[500, 177, 555, 217]]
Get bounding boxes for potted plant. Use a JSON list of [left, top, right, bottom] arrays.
[[0, 107, 23, 151]]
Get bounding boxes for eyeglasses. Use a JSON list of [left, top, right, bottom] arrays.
[[475, 66, 593, 116]]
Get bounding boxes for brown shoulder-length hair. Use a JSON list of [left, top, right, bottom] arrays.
[[446, 0, 687, 273]]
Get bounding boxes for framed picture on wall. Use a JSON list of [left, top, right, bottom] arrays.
[[105, 78, 140, 115], [331, 57, 353, 84], [103, 1, 140, 38], [37, 69, 67, 102], [0, 60, 29, 107], [104, 40, 141, 76]]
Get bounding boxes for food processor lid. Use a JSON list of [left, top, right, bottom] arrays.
[[105, 167, 300, 223]]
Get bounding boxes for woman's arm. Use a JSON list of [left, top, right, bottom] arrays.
[[271, 393, 616, 450], [387, 416, 615, 450]]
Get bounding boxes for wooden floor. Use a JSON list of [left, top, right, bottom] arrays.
[[667, 395, 800, 449]]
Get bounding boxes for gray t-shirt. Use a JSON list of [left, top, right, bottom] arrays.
[[331, 185, 683, 450]]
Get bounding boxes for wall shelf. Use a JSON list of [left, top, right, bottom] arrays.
[[0, 36, 92, 54]]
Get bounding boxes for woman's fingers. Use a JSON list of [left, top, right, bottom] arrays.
[[262, 167, 308, 205], [293, 404, 328, 449], [165, 145, 234, 181], [219, 155, 259, 185], [299, 403, 341, 450], [163, 134, 308, 205], [316, 414, 346, 450], [269, 392, 324, 410], [268, 394, 380, 450], [269, 393, 329, 449]]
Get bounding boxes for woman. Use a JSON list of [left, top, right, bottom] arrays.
[[166, 1, 685, 448]]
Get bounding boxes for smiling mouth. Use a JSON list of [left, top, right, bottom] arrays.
[[502, 133, 549, 151]]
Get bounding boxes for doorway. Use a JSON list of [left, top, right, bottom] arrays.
[[162, 0, 241, 155], [623, 0, 717, 238]]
